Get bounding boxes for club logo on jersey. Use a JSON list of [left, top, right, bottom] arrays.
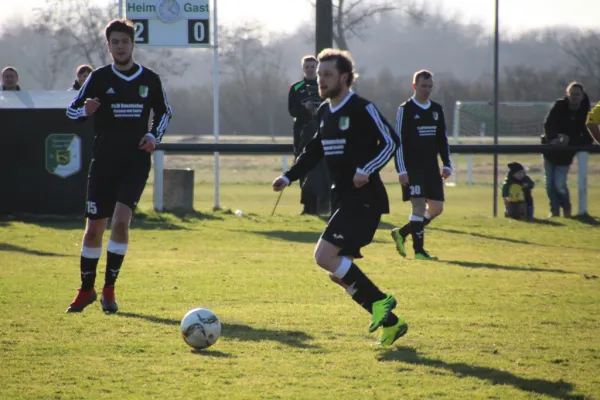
[[139, 85, 149, 98], [338, 116, 350, 131], [433, 111, 439, 121]]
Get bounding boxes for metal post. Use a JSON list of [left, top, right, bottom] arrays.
[[315, 0, 333, 55], [212, 0, 220, 210], [492, 0, 500, 217], [153, 150, 164, 212]]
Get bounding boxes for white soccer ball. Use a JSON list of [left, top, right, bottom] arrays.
[[235, 209, 243, 216], [180, 308, 221, 350]]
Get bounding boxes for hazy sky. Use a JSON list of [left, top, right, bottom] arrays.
[[1, 0, 599, 35]]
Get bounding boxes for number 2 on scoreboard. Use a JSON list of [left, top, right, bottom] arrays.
[[132, 19, 149, 44]]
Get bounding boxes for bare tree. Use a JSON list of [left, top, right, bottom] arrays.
[[308, 0, 424, 50], [219, 22, 289, 134], [558, 30, 600, 96], [33, 0, 189, 78]]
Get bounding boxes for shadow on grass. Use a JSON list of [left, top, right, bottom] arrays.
[[249, 230, 320, 244], [443, 259, 574, 275], [0, 210, 222, 231], [572, 213, 600, 227], [118, 312, 319, 349], [429, 227, 590, 251], [378, 346, 584, 400], [0, 242, 74, 257]]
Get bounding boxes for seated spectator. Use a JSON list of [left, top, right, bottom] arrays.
[[503, 162, 535, 221], [70, 64, 93, 91], [1, 66, 21, 91]]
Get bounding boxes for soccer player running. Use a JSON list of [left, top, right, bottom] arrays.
[[272, 49, 408, 346], [391, 70, 452, 260], [65, 19, 173, 313]]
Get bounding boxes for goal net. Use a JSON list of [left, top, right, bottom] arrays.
[[451, 101, 554, 143]]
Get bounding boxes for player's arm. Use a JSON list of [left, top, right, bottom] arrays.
[[282, 130, 324, 184], [586, 103, 600, 144], [66, 71, 99, 121], [393, 105, 408, 176], [356, 103, 398, 176], [147, 74, 173, 144], [436, 107, 452, 174]]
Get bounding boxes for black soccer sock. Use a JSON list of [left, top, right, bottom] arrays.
[[104, 240, 128, 288], [80, 246, 102, 291], [399, 213, 432, 237], [335, 258, 386, 306], [409, 216, 425, 253]]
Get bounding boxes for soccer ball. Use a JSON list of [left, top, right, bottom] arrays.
[[180, 308, 221, 350]]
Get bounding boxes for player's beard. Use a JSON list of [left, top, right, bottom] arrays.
[[113, 54, 133, 67], [320, 80, 342, 100]]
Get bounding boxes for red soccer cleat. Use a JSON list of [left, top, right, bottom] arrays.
[[66, 288, 97, 313], [100, 286, 119, 314]]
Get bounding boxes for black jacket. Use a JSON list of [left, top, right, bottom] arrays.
[[542, 94, 591, 165], [288, 78, 321, 155]]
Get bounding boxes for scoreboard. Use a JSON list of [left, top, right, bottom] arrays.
[[124, 0, 211, 48]]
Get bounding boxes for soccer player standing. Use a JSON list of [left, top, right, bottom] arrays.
[[272, 49, 408, 346], [65, 19, 173, 313], [391, 70, 451, 260]]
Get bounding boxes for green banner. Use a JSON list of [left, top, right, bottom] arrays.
[[45, 134, 82, 178]]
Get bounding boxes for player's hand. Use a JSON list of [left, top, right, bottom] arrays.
[[442, 168, 452, 180], [84, 97, 101, 116], [398, 173, 409, 186], [272, 176, 288, 192], [139, 134, 157, 152], [353, 172, 369, 188]]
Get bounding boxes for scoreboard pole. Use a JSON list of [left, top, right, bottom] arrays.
[[212, 0, 220, 210]]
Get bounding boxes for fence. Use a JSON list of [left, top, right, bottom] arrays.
[[153, 143, 600, 216]]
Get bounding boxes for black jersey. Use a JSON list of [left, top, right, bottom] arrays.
[[284, 92, 398, 213], [67, 63, 172, 157], [394, 97, 451, 174]]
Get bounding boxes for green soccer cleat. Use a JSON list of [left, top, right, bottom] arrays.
[[378, 318, 409, 346], [369, 294, 397, 333], [390, 228, 407, 258], [415, 251, 438, 261]]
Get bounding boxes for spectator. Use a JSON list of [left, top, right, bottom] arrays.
[[541, 82, 590, 217], [287, 55, 330, 215], [502, 162, 535, 220], [70, 64, 93, 91], [1, 66, 21, 91]]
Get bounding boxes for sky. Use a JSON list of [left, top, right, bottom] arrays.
[[1, 0, 599, 35]]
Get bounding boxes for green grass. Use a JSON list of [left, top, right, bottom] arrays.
[[1, 174, 600, 399]]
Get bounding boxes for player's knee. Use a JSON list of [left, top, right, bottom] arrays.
[[110, 219, 130, 237], [428, 202, 444, 218], [411, 198, 426, 216]]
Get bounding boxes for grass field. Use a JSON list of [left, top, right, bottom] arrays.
[[1, 150, 600, 399]]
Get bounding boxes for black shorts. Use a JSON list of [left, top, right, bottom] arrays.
[[402, 168, 444, 202], [321, 203, 382, 259], [85, 156, 150, 219]]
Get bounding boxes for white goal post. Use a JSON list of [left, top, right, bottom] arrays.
[[451, 100, 589, 215]]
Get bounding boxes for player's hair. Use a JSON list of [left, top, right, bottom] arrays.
[[2, 66, 18, 77], [413, 69, 433, 84], [104, 18, 136, 42], [76, 64, 93, 76], [301, 55, 317, 65], [566, 81, 584, 93], [317, 48, 357, 86]]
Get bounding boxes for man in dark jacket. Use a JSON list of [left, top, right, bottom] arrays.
[[541, 82, 591, 217], [288, 55, 330, 215]]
